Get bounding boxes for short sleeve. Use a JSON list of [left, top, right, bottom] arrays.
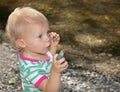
[[18, 51, 53, 90], [23, 64, 48, 88]]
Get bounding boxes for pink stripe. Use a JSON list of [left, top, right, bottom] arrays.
[[18, 52, 51, 62], [35, 75, 47, 88], [46, 53, 50, 62], [19, 52, 40, 62]]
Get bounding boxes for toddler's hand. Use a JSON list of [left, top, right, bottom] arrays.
[[52, 54, 68, 73], [50, 32, 60, 47]]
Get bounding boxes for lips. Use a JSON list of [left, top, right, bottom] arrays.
[[47, 45, 51, 50]]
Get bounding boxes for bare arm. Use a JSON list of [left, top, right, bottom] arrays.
[[39, 54, 68, 92], [38, 32, 68, 92]]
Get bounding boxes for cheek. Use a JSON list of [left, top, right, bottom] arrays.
[[25, 38, 46, 50], [33, 41, 44, 49], [33, 43, 46, 52], [24, 39, 38, 49], [27, 40, 35, 46]]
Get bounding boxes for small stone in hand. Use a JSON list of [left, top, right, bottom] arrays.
[[56, 50, 64, 60], [53, 36, 56, 42]]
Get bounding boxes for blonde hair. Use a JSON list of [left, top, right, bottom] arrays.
[[6, 7, 48, 48]]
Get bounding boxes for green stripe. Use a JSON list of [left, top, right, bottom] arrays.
[[24, 65, 42, 72], [30, 73, 40, 82], [19, 59, 27, 65], [24, 69, 45, 80]]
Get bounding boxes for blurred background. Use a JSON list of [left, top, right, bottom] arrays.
[[0, 0, 120, 92]]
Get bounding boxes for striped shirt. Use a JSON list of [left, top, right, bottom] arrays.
[[18, 51, 53, 92]]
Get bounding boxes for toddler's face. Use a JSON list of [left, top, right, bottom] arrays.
[[22, 23, 51, 55]]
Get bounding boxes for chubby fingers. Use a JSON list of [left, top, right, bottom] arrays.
[[50, 32, 60, 42], [60, 60, 68, 70], [54, 54, 68, 69], [54, 54, 64, 63]]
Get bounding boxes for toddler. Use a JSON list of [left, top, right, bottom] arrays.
[[6, 7, 68, 92]]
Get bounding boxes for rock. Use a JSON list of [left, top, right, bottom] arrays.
[[8, 78, 16, 85]]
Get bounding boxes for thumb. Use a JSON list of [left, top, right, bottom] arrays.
[[53, 54, 58, 63]]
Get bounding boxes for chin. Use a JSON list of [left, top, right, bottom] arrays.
[[42, 50, 48, 54]]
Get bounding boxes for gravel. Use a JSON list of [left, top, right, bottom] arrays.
[[0, 42, 120, 92]]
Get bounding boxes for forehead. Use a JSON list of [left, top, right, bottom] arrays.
[[24, 22, 49, 34]]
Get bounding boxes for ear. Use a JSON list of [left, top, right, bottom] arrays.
[[15, 39, 26, 48]]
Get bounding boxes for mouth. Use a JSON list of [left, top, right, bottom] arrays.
[[47, 45, 51, 50]]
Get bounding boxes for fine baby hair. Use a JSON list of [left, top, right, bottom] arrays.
[[6, 7, 48, 49]]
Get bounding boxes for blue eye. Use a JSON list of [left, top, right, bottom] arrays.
[[38, 35, 42, 38]]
